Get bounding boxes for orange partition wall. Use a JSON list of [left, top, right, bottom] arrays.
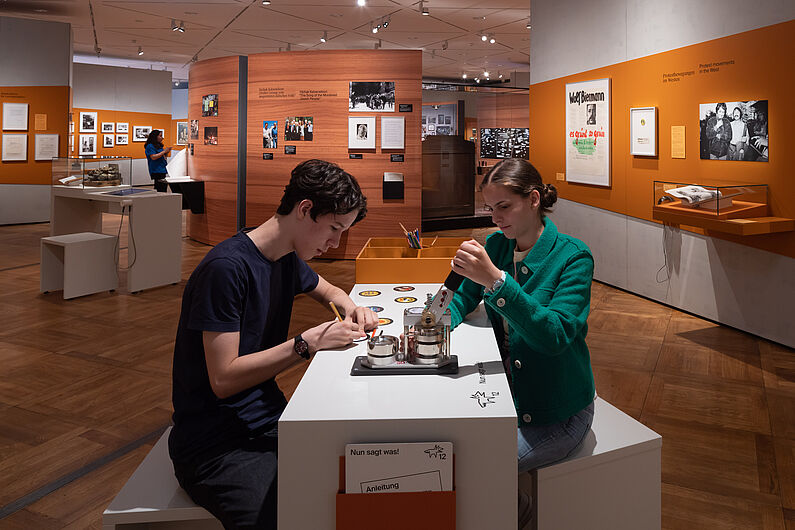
[[246, 50, 422, 259], [529, 20, 795, 259], [0, 86, 69, 185], [69, 108, 172, 160], [185, 56, 240, 246]]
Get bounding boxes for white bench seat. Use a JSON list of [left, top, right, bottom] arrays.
[[527, 397, 662, 530], [102, 427, 221, 530], [40, 232, 118, 299]]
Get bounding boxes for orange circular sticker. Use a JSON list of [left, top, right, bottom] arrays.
[[378, 317, 393, 325]]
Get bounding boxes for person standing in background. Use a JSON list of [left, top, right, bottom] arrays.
[[144, 129, 171, 192]]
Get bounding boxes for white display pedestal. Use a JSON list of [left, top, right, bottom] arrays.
[[278, 283, 518, 530], [50, 186, 182, 292], [40, 232, 118, 299]]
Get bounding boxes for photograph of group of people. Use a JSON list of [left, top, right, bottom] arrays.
[[699, 99, 768, 161], [284, 117, 313, 141], [202, 94, 218, 117], [349, 81, 395, 112], [480, 128, 530, 160], [263, 120, 278, 148]]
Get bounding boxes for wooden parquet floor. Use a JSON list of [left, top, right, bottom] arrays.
[[0, 217, 792, 529]]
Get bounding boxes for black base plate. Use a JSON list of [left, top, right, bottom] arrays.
[[350, 355, 459, 376]]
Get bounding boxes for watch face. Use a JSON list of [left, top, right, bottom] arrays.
[[294, 336, 309, 358]]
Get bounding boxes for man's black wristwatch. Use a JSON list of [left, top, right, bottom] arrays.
[[293, 334, 310, 360]]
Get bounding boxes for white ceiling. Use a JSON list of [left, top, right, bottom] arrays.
[[4, 0, 530, 82]]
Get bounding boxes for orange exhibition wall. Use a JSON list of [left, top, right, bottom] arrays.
[[0, 86, 69, 185], [70, 108, 172, 160], [529, 20, 795, 259]]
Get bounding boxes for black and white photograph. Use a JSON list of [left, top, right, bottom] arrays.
[[480, 128, 529, 160], [263, 120, 278, 148], [349, 81, 395, 112], [190, 119, 199, 140], [79, 134, 96, 156], [103, 134, 114, 148], [284, 117, 312, 141], [348, 116, 376, 149], [116, 134, 128, 145], [699, 100, 768, 161], [586, 104, 597, 125], [204, 126, 218, 145], [101, 122, 114, 133], [177, 122, 189, 145], [133, 125, 151, 142], [116, 122, 128, 133], [79, 111, 97, 133]]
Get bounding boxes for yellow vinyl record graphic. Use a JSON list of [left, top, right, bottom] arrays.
[[358, 290, 381, 297], [395, 296, 417, 303]]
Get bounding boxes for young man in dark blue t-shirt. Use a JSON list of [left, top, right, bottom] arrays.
[[169, 159, 377, 529]]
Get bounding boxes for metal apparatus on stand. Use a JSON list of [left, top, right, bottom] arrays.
[[352, 272, 464, 375]]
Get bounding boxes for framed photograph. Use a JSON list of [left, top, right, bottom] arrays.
[[204, 126, 218, 145], [444, 115, 451, 125], [699, 100, 768, 161], [202, 94, 218, 117], [380, 116, 405, 149], [103, 134, 114, 148], [79, 111, 98, 133], [133, 126, 151, 142], [2, 133, 27, 161], [349, 82, 395, 112], [190, 119, 199, 140], [79, 134, 96, 156], [284, 117, 313, 141], [438, 114, 444, 124], [116, 134, 128, 145], [2, 102, 29, 130], [116, 122, 128, 133], [101, 122, 114, 133], [176, 122, 189, 145], [565, 78, 611, 187], [34, 133, 59, 161], [630, 107, 657, 156], [263, 120, 278, 148], [348, 116, 376, 149]]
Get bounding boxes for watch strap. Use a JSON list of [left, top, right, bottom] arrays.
[[293, 334, 310, 360]]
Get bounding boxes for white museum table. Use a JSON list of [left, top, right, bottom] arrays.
[[50, 186, 182, 292], [278, 283, 518, 530]]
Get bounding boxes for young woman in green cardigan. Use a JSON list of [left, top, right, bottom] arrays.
[[448, 158, 596, 474]]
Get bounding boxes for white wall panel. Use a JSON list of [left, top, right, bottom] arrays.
[[72, 63, 172, 114], [0, 17, 71, 86], [530, 0, 795, 84], [172, 88, 188, 119], [554, 198, 795, 347], [0, 184, 50, 224], [548, 200, 628, 289]]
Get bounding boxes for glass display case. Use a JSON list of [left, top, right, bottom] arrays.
[[653, 181, 768, 220], [51, 157, 133, 189]]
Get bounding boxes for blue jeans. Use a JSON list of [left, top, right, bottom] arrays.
[[517, 401, 594, 474]]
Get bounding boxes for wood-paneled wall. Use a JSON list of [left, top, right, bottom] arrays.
[[186, 56, 240, 245], [187, 50, 423, 258]]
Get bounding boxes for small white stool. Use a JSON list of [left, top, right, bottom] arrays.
[[40, 232, 118, 299], [525, 397, 662, 530], [103, 427, 221, 529]]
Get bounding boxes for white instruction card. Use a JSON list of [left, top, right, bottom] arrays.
[[345, 442, 453, 494]]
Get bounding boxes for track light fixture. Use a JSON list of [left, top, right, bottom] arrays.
[[420, 0, 429, 15], [320, 30, 327, 42], [475, 77, 480, 83], [489, 34, 496, 44], [178, 21, 185, 33], [526, 19, 531, 29], [171, 19, 178, 31], [481, 34, 487, 42], [286, 42, 291, 51], [462, 73, 467, 79], [382, 17, 389, 28], [262, 0, 271, 4], [137, 46, 144, 55], [374, 39, 381, 49], [372, 25, 378, 33], [483, 71, 489, 78], [442, 40, 448, 50]]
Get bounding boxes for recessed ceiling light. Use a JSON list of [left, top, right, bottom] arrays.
[[481, 34, 487, 42], [262, 0, 271, 4], [137, 47, 144, 55], [357, 0, 365, 5]]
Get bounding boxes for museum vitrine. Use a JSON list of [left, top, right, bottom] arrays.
[[52, 157, 133, 189]]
